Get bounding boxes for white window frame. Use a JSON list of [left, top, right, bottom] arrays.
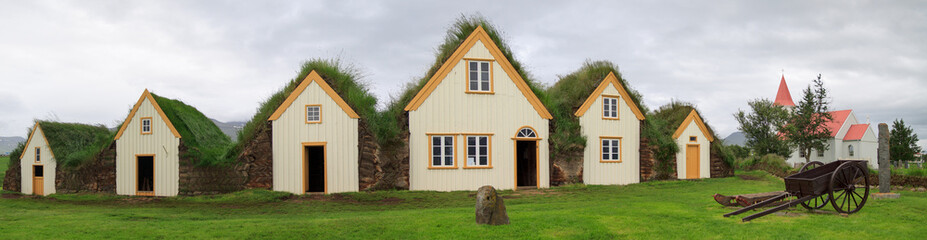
[[306, 105, 321, 123], [465, 135, 491, 168], [35, 147, 40, 162], [429, 135, 456, 168], [467, 60, 492, 93], [141, 118, 152, 134], [848, 145, 854, 157], [601, 137, 622, 162], [603, 96, 619, 119]]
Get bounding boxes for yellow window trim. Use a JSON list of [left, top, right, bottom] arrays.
[[268, 70, 360, 121], [601, 94, 621, 120], [135, 154, 156, 196], [302, 142, 328, 194], [464, 58, 495, 94], [671, 110, 715, 142], [403, 26, 552, 120], [689, 136, 697, 142], [305, 104, 322, 124], [574, 72, 645, 120], [114, 89, 182, 140], [599, 136, 623, 163], [140, 117, 153, 135], [34, 147, 41, 163], [427, 134, 458, 169], [463, 134, 493, 169]]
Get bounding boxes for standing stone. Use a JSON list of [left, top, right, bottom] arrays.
[[475, 185, 509, 225], [878, 123, 891, 193]]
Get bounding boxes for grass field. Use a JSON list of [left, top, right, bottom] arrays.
[[0, 155, 8, 189], [0, 171, 924, 239]]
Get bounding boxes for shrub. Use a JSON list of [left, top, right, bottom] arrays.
[[736, 154, 792, 176]]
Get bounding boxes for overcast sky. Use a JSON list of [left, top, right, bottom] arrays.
[[2, 0, 926, 148]]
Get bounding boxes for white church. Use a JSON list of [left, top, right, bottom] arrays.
[[774, 76, 878, 168]]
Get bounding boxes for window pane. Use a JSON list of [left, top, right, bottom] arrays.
[[481, 72, 489, 81], [603, 154, 609, 160], [433, 157, 441, 166], [481, 81, 489, 91], [480, 146, 487, 156], [470, 82, 478, 90], [612, 154, 619, 160], [468, 146, 475, 155], [479, 137, 487, 145], [445, 137, 453, 145], [433, 147, 441, 156], [470, 62, 477, 71], [445, 156, 453, 166], [480, 156, 487, 165], [468, 137, 475, 145], [481, 62, 489, 71], [612, 140, 619, 147], [433, 137, 441, 145]]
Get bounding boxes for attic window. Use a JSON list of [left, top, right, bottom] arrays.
[[35, 147, 40, 162], [689, 136, 697, 142], [467, 60, 492, 93], [306, 105, 321, 123], [602, 96, 619, 119], [849, 145, 854, 157], [141, 117, 152, 134], [817, 149, 824, 157]]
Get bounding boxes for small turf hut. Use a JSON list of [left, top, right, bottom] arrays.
[[114, 90, 239, 196], [651, 102, 729, 179], [402, 17, 552, 191], [5, 121, 115, 195], [546, 61, 648, 185], [233, 59, 380, 194]]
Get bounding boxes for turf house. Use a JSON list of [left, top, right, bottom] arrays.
[[571, 72, 647, 185], [672, 109, 714, 179], [2, 121, 116, 195], [114, 89, 241, 196], [402, 19, 552, 191], [233, 59, 381, 193]]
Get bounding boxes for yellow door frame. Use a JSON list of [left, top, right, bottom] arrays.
[[135, 154, 156, 196], [302, 142, 328, 194]]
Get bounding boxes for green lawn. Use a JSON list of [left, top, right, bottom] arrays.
[[0, 171, 924, 239]]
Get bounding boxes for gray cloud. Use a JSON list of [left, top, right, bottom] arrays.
[[1, 0, 925, 149]]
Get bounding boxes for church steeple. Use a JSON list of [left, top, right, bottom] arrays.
[[774, 75, 795, 107]]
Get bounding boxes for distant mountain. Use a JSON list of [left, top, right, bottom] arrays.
[[211, 119, 246, 142], [0, 136, 26, 155], [723, 132, 746, 146]]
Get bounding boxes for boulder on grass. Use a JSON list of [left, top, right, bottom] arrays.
[[475, 185, 509, 225]]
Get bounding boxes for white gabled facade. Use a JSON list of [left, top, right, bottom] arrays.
[[575, 72, 644, 185], [114, 90, 181, 197], [268, 70, 360, 194], [673, 110, 713, 179], [404, 26, 553, 191], [19, 123, 56, 196]]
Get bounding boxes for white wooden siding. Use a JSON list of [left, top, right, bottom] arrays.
[[116, 97, 180, 196], [409, 40, 550, 191], [20, 127, 56, 196], [675, 122, 710, 179], [272, 80, 359, 194], [578, 82, 640, 185]]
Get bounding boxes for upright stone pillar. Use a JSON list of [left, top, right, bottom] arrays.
[[878, 123, 890, 193], [873, 123, 899, 198]]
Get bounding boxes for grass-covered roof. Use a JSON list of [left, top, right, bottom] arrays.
[[545, 60, 647, 154], [651, 101, 717, 140], [233, 59, 378, 153], [32, 121, 113, 168], [379, 15, 549, 144], [150, 93, 232, 166]]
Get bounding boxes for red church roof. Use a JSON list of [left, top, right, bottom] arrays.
[[824, 110, 852, 137], [843, 124, 870, 141], [774, 75, 795, 106]]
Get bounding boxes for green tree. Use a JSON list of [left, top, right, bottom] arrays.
[[782, 74, 833, 163], [734, 99, 791, 158], [890, 119, 921, 164]]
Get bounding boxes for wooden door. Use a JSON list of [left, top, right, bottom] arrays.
[[33, 165, 44, 195], [686, 145, 700, 179]]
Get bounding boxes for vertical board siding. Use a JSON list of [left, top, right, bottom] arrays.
[[116, 97, 180, 196], [272, 81, 359, 194], [579, 82, 641, 185], [675, 122, 710, 179], [409, 40, 550, 191], [19, 127, 56, 196]]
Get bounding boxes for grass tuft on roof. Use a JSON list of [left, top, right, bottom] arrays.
[[36, 121, 114, 168], [150, 93, 233, 166], [232, 58, 378, 153], [545, 60, 647, 155], [379, 14, 549, 145], [651, 101, 716, 139]]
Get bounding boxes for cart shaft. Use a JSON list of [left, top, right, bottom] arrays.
[[742, 195, 818, 222], [723, 193, 789, 217]]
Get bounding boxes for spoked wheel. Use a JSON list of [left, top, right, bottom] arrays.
[[828, 162, 870, 214], [799, 161, 828, 210]]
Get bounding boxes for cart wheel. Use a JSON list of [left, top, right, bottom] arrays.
[[799, 161, 828, 210], [828, 162, 870, 214]]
